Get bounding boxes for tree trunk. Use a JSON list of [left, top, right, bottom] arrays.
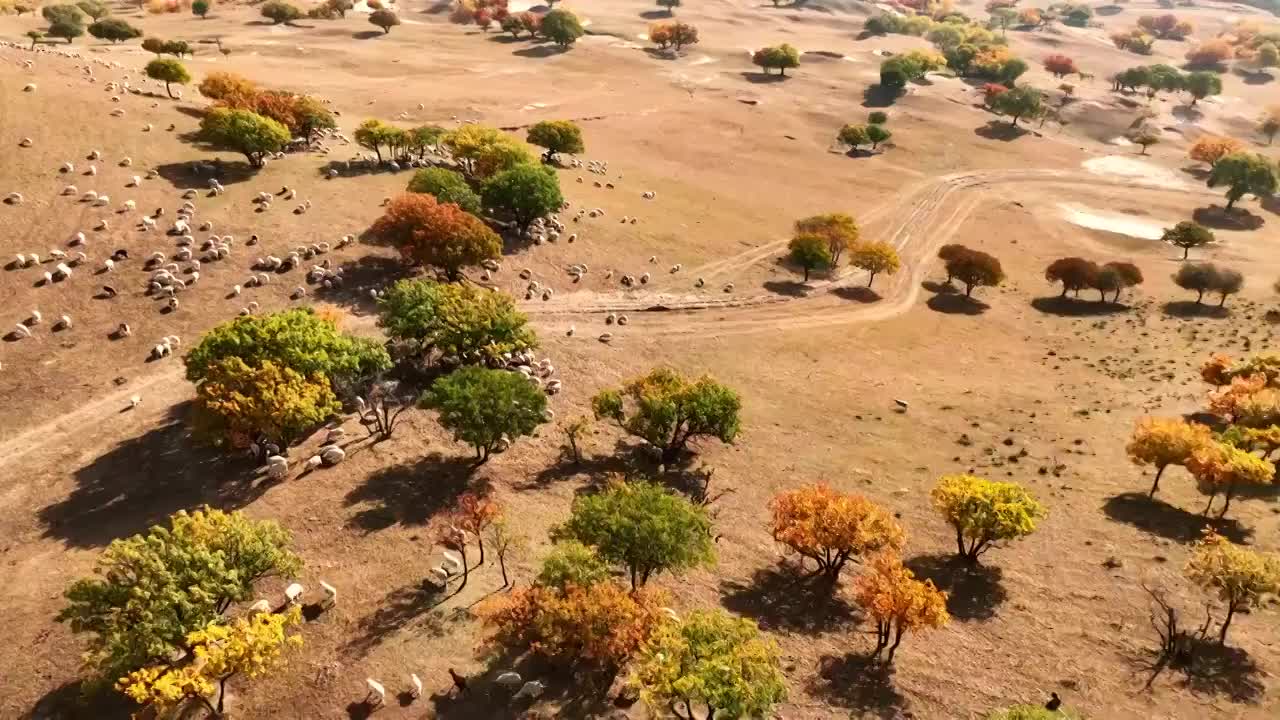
[[498, 552, 509, 587], [477, 536, 486, 565], [802, 266, 810, 282], [1195, 289, 1204, 304], [867, 272, 876, 287], [1225, 196, 1237, 211], [1149, 464, 1166, 498], [1183, 246, 1190, 259], [1060, 285, 1068, 298], [1218, 486, 1234, 518], [1219, 604, 1235, 644], [1219, 293, 1229, 308], [165, 82, 174, 99], [965, 283, 975, 298], [885, 624, 905, 664]]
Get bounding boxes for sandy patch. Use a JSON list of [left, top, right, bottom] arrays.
[[1082, 155, 1188, 189], [688, 55, 717, 66], [1058, 202, 1168, 240]]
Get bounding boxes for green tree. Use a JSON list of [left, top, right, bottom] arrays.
[[192, 0, 210, 17], [931, 474, 1045, 563], [879, 56, 914, 90], [865, 123, 892, 150], [592, 367, 742, 464], [1186, 531, 1280, 644], [48, 19, 84, 43], [261, 0, 302, 23], [657, 0, 680, 14], [198, 107, 290, 168], [1128, 126, 1161, 155], [482, 163, 564, 232], [419, 366, 548, 463], [787, 233, 831, 282], [377, 278, 537, 365], [185, 307, 389, 385], [1184, 70, 1222, 105], [631, 610, 787, 720], [57, 507, 301, 683], [162, 39, 192, 57], [527, 119, 585, 163], [868, 111, 888, 125], [559, 481, 715, 589], [76, 0, 108, 19], [353, 118, 396, 163], [26, 30, 43, 49], [990, 85, 1045, 126], [194, 358, 341, 452], [1162, 220, 1214, 259], [42, 3, 83, 24], [443, 124, 534, 179], [1145, 63, 1185, 98], [838, 123, 871, 152], [537, 540, 610, 590], [87, 18, 140, 42], [541, 8, 584, 46], [406, 167, 481, 213], [369, 7, 399, 33], [1208, 152, 1279, 211], [144, 58, 189, 99], [753, 43, 800, 76], [795, 213, 859, 264]]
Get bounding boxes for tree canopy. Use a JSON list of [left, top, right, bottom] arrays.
[[1186, 531, 1280, 644], [930, 474, 1044, 562], [753, 43, 800, 76], [851, 553, 950, 663], [795, 213, 859, 264], [769, 484, 905, 581], [1162, 220, 1214, 259], [540, 8, 583, 46], [443, 124, 533, 179], [849, 241, 901, 287], [419, 366, 548, 463], [537, 540, 611, 590], [198, 107, 290, 168], [366, 193, 502, 280], [944, 248, 1005, 297], [194, 357, 340, 451], [592, 367, 742, 464], [377, 278, 536, 365], [1126, 417, 1213, 496], [787, 233, 831, 282], [87, 18, 140, 43], [1208, 152, 1279, 211], [481, 163, 564, 231], [1186, 441, 1275, 518], [369, 7, 399, 33], [261, 0, 301, 23], [990, 85, 1045, 126], [526, 119, 585, 162], [406, 167, 481, 214], [145, 58, 189, 99]]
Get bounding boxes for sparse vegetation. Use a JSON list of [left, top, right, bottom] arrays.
[[87, 18, 141, 43], [260, 0, 302, 24]]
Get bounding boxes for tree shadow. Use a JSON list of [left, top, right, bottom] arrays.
[[861, 84, 902, 108], [643, 47, 678, 60], [1031, 296, 1130, 316], [352, 30, 384, 39], [153, 160, 259, 190], [1262, 195, 1280, 217], [1180, 639, 1266, 702], [975, 121, 1030, 142], [832, 286, 882, 303], [513, 44, 568, 58], [1162, 301, 1230, 319], [719, 564, 860, 634], [809, 653, 906, 716], [23, 679, 134, 720], [1234, 68, 1274, 86], [740, 71, 788, 84], [1102, 492, 1250, 544], [1180, 165, 1211, 181], [903, 553, 1006, 621], [520, 446, 636, 490], [37, 403, 267, 548], [1192, 206, 1265, 231], [639, 8, 673, 18], [427, 653, 616, 719], [341, 580, 451, 657], [343, 452, 481, 532], [927, 293, 989, 315], [486, 33, 524, 43], [326, 254, 416, 315], [762, 279, 811, 297]]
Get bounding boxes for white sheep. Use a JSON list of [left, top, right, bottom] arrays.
[[4, 192, 23, 205], [366, 679, 386, 707], [56, 314, 72, 330], [12, 324, 31, 339], [409, 673, 422, 700], [284, 583, 305, 604]]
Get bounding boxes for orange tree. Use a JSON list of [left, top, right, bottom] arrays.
[[850, 554, 950, 663], [768, 484, 904, 582], [1125, 417, 1213, 497], [1186, 441, 1275, 519], [366, 193, 501, 280]]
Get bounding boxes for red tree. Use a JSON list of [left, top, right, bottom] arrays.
[[981, 83, 1009, 107], [366, 194, 501, 281], [1043, 54, 1079, 78]]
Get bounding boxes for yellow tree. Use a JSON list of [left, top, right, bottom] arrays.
[[1189, 135, 1244, 168], [931, 474, 1044, 563], [769, 484, 904, 582], [794, 213, 860, 265], [118, 606, 303, 717], [848, 241, 901, 288], [850, 554, 950, 663], [1186, 532, 1280, 645], [1125, 417, 1213, 497], [1185, 441, 1276, 518], [194, 357, 341, 452]]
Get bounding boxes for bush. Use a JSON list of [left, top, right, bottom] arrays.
[[192, 0, 210, 17], [366, 194, 501, 280], [405, 167, 481, 213], [540, 8, 582, 46], [261, 0, 301, 24], [1043, 54, 1078, 77], [753, 43, 800, 76], [1185, 39, 1233, 68], [868, 110, 888, 124], [198, 108, 288, 168], [144, 58, 189, 98], [537, 540, 610, 590], [591, 367, 741, 464], [481, 164, 564, 232], [199, 71, 258, 104], [162, 39, 192, 57], [769, 484, 904, 581], [649, 20, 698, 50], [931, 474, 1044, 562], [558, 481, 715, 588], [526, 119, 584, 162], [376, 278, 536, 365], [1097, 260, 1144, 302], [88, 18, 140, 42], [419, 366, 548, 463], [369, 8, 399, 33], [1188, 442, 1274, 518]]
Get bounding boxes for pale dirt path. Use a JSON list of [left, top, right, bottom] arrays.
[[0, 167, 1215, 469]]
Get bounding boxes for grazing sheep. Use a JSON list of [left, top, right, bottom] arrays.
[[95, 219, 108, 231], [4, 192, 24, 205], [167, 297, 179, 311], [599, 332, 613, 343], [695, 277, 705, 288], [12, 324, 31, 339], [18, 137, 32, 148], [61, 185, 77, 196], [284, 583, 305, 604], [617, 315, 629, 326], [670, 264, 681, 273], [61, 162, 74, 174], [366, 679, 386, 708], [495, 672, 523, 688], [723, 283, 735, 292], [56, 315, 72, 330], [640, 273, 651, 285], [115, 322, 130, 336]]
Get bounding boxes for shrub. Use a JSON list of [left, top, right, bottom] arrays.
[[558, 481, 715, 588], [1126, 417, 1213, 496], [406, 167, 481, 213], [540, 8, 582, 46], [192, 0, 209, 17], [369, 8, 399, 33], [865, 123, 892, 150], [630, 610, 787, 718], [838, 123, 871, 151], [944, 248, 1004, 297], [1185, 39, 1233, 68], [753, 43, 800, 76], [1112, 29, 1155, 55], [851, 554, 950, 662], [769, 484, 904, 581], [1208, 152, 1279, 211], [1186, 532, 1280, 644], [198, 108, 290, 168], [144, 58, 189, 98], [526, 119, 584, 162], [376, 278, 535, 365], [931, 474, 1044, 562], [868, 110, 888, 124], [419, 366, 548, 463], [537, 540, 610, 590], [199, 71, 258, 105], [481, 164, 564, 232], [261, 0, 301, 23], [88, 18, 140, 42], [849, 241, 900, 287], [518, 10, 540, 36], [1189, 441, 1275, 519], [787, 233, 831, 282], [591, 367, 741, 464], [500, 13, 523, 36], [366, 194, 501, 280], [795, 213, 859, 264]]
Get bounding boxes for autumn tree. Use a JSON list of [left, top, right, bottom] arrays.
[[406, 167, 481, 213], [1126, 417, 1213, 496], [1189, 136, 1243, 168], [448, 492, 501, 563], [118, 607, 302, 717], [945, 248, 1005, 298], [366, 193, 501, 280], [198, 108, 290, 168], [849, 241, 901, 287], [558, 480, 716, 589], [753, 43, 801, 76], [769, 484, 905, 582], [794, 213, 859, 264], [199, 71, 258, 105], [481, 163, 564, 232], [1096, 261, 1144, 303], [1208, 152, 1279, 211], [369, 8, 400, 33], [1138, 13, 1192, 39], [526, 119, 584, 163], [1043, 54, 1078, 78], [592, 367, 742, 464], [419, 366, 548, 463], [486, 518, 526, 587], [1186, 531, 1280, 644], [194, 358, 341, 453], [58, 508, 301, 683], [1185, 39, 1233, 69], [1173, 262, 1234, 304], [1186, 441, 1276, 518], [851, 554, 950, 663], [377, 278, 536, 366], [1044, 257, 1098, 298], [838, 123, 871, 152], [931, 474, 1044, 563], [537, 540, 610, 590], [630, 610, 788, 720], [658, 20, 699, 50], [1211, 267, 1244, 307], [787, 233, 831, 282], [443, 124, 533, 179]]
